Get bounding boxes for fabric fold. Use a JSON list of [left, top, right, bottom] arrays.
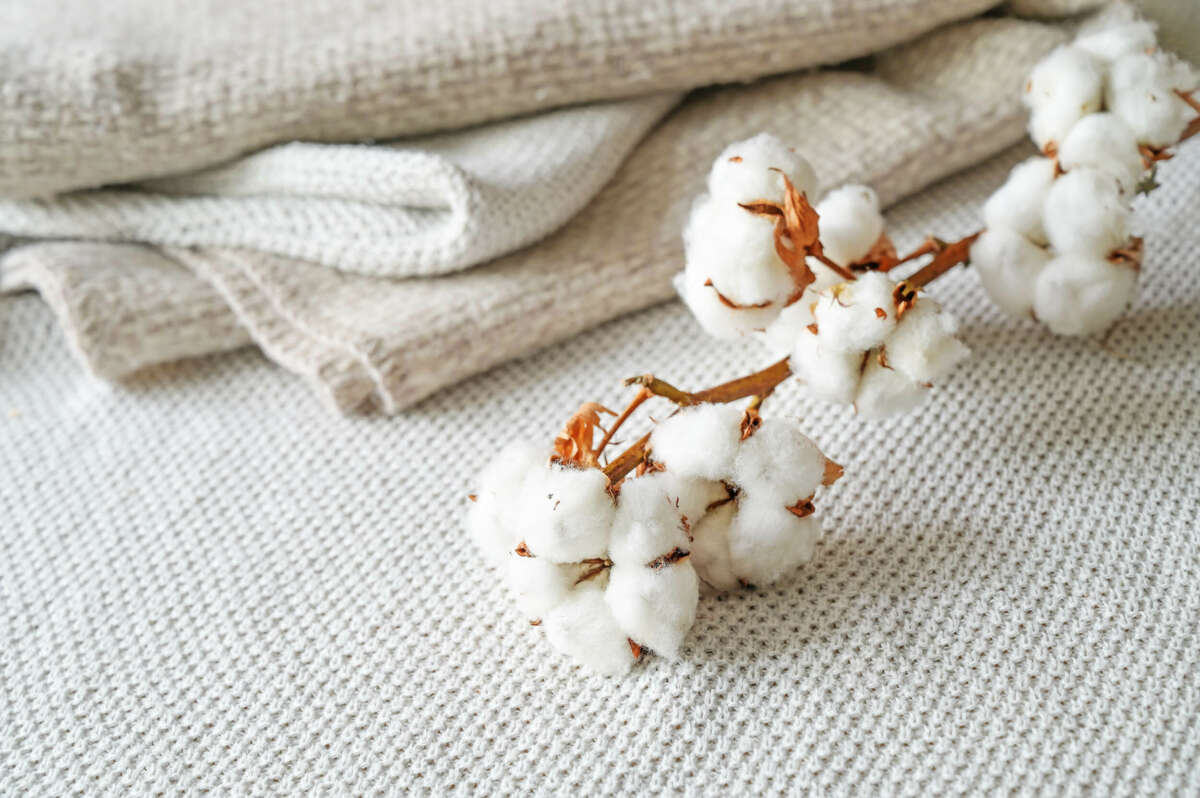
[[0, 0, 1008, 197], [1, 15, 1072, 414], [0, 95, 680, 278]]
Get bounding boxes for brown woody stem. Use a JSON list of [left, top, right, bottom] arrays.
[[595, 387, 651, 455], [602, 432, 652, 484], [811, 246, 856, 281], [879, 237, 941, 273], [903, 231, 981, 290]]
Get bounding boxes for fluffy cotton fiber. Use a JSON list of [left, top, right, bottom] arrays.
[[812, 271, 898, 353], [521, 463, 614, 562], [982, 157, 1057, 246], [1032, 253, 1138, 336], [543, 583, 638, 676], [1023, 45, 1105, 153], [650, 403, 744, 481], [815, 185, 886, 267], [708, 132, 819, 205], [1106, 51, 1197, 148], [970, 227, 1052, 319], [605, 561, 699, 659], [726, 494, 820, 586], [1042, 168, 1130, 258], [1057, 112, 1143, 193]]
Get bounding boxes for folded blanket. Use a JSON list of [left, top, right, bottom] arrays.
[[2, 0, 1000, 197], [0, 95, 679, 278], [1, 16, 1072, 413]]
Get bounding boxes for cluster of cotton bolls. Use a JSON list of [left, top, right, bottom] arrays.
[[468, 405, 838, 675], [789, 273, 970, 419], [972, 9, 1198, 335], [675, 132, 970, 418]]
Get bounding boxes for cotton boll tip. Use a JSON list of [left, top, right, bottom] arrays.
[[708, 132, 819, 205], [1023, 45, 1105, 153]]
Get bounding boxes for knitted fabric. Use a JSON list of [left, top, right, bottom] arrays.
[[2, 139, 1198, 795], [1, 16, 1072, 413], [0, 0, 1009, 197]]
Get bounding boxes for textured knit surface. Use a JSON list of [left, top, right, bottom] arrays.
[[0, 0, 1006, 197], [2, 140, 1198, 796], [1, 16, 1073, 414], [0, 94, 679, 277]]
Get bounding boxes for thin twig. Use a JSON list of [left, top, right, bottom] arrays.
[[903, 231, 981, 290], [602, 432, 652, 484], [594, 387, 651, 455]]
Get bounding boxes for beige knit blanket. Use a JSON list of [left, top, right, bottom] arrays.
[[0, 1, 1097, 412]]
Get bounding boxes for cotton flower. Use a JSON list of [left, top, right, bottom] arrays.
[[707, 132, 820, 205], [520, 461, 615, 563], [1106, 51, 1197, 148], [1032, 252, 1138, 336], [970, 226, 1052, 319], [605, 559, 699, 660], [790, 275, 968, 418], [677, 133, 825, 339], [811, 271, 898, 353], [1073, 9, 1157, 63], [756, 262, 842, 357], [651, 407, 837, 588], [648, 403, 744, 481], [1057, 112, 1143, 193], [814, 184, 886, 267], [1023, 44, 1105, 154], [543, 583, 638, 676], [1042, 168, 1130, 258], [467, 440, 546, 566], [982, 157, 1057, 246]]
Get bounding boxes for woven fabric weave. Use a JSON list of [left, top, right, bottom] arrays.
[[2, 139, 1197, 795], [0, 0, 1004, 197]]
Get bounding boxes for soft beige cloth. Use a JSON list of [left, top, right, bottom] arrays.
[[0, 95, 680, 278], [1, 16, 1072, 413], [1, 0, 1001, 197]]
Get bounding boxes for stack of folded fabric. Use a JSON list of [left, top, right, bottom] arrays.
[[0, 0, 1106, 412]]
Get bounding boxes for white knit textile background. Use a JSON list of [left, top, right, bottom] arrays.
[[2, 140, 1198, 795]]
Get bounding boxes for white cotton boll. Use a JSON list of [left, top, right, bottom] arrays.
[[504, 555, 579, 619], [707, 133, 820, 205], [982, 157, 1057, 245], [853, 356, 927, 420], [641, 470, 729, 532], [815, 184, 886, 267], [1032, 252, 1138, 336], [1023, 45, 1104, 153], [689, 501, 740, 591], [812, 271, 898, 353], [543, 583, 637, 676], [608, 475, 689, 567], [650, 403, 743, 481], [756, 262, 841, 356], [726, 493, 820, 586], [882, 299, 970, 385], [1106, 51, 1197, 148], [521, 463, 614, 563], [605, 561, 700, 659], [469, 441, 546, 566], [790, 327, 864, 405], [674, 270, 780, 339], [684, 196, 795, 308], [1073, 18, 1157, 63], [1042, 168, 1130, 257], [732, 419, 827, 505], [1057, 113, 1144, 193], [970, 227, 1052, 319]]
